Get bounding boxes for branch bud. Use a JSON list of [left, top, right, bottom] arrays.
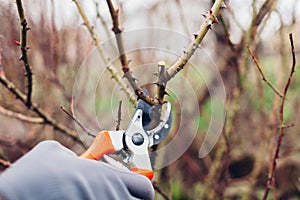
[[14, 40, 21, 46]]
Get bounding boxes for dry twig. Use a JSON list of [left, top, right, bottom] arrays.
[[262, 33, 296, 200], [105, 0, 159, 105], [152, 182, 171, 200], [0, 105, 43, 124], [247, 46, 283, 98], [94, 0, 117, 54], [0, 1, 81, 144], [0, 76, 81, 143], [72, 0, 137, 105], [15, 0, 33, 108], [60, 106, 95, 137]]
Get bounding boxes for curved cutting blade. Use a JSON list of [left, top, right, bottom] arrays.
[[147, 102, 172, 146]]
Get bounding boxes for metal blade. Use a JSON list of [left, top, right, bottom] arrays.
[[147, 102, 172, 146]]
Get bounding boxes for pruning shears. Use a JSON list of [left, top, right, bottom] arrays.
[[80, 102, 172, 180]]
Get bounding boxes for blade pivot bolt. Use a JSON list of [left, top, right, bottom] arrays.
[[132, 133, 144, 146]]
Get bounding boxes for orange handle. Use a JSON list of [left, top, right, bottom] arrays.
[[131, 168, 154, 180], [80, 131, 115, 160], [80, 131, 154, 180]]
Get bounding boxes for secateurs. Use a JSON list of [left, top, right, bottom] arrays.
[[80, 102, 172, 180]]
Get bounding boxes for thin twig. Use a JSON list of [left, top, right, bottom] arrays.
[[152, 182, 171, 200], [0, 105, 44, 124], [0, 76, 81, 143], [262, 33, 296, 200], [94, 0, 117, 54], [72, 0, 137, 105], [247, 46, 283, 98], [60, 106, 95, 137], [105, 0, 159, 105], [94, 0, 111, 39], [166, 0, 225, 81], [15, 0, 33, 108], [115, 100, 122, 131], [277, 123, 294, 129]]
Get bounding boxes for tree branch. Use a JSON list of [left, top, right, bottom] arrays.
[[15, 0, 33, 108], [105, 0, 159, 105], [72, 0, 137, 105], [0, 76, 81, 143], [250, 0, 277, 41], [247, 46, 283, 98], [262, 33, 296, 200], [94, 0, 117, 54], [60, 106, 95, 137], [0, 105, 43, 124], [106, 0, 128, 72], [106, 0, 225, 106], [152, 182, 171, 200]]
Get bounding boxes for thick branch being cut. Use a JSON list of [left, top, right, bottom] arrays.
[[15, 0, 33, 108]]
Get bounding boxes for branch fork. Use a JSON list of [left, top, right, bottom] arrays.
[[262, 33, 297, 200]]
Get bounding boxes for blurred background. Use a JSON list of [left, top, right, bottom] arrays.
[[0, 0, 300, 199]]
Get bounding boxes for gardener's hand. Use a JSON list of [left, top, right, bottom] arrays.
[[0, 140, 154, 200]]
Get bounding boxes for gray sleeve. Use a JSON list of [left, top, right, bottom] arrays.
[[0, 141, 154, 200]]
